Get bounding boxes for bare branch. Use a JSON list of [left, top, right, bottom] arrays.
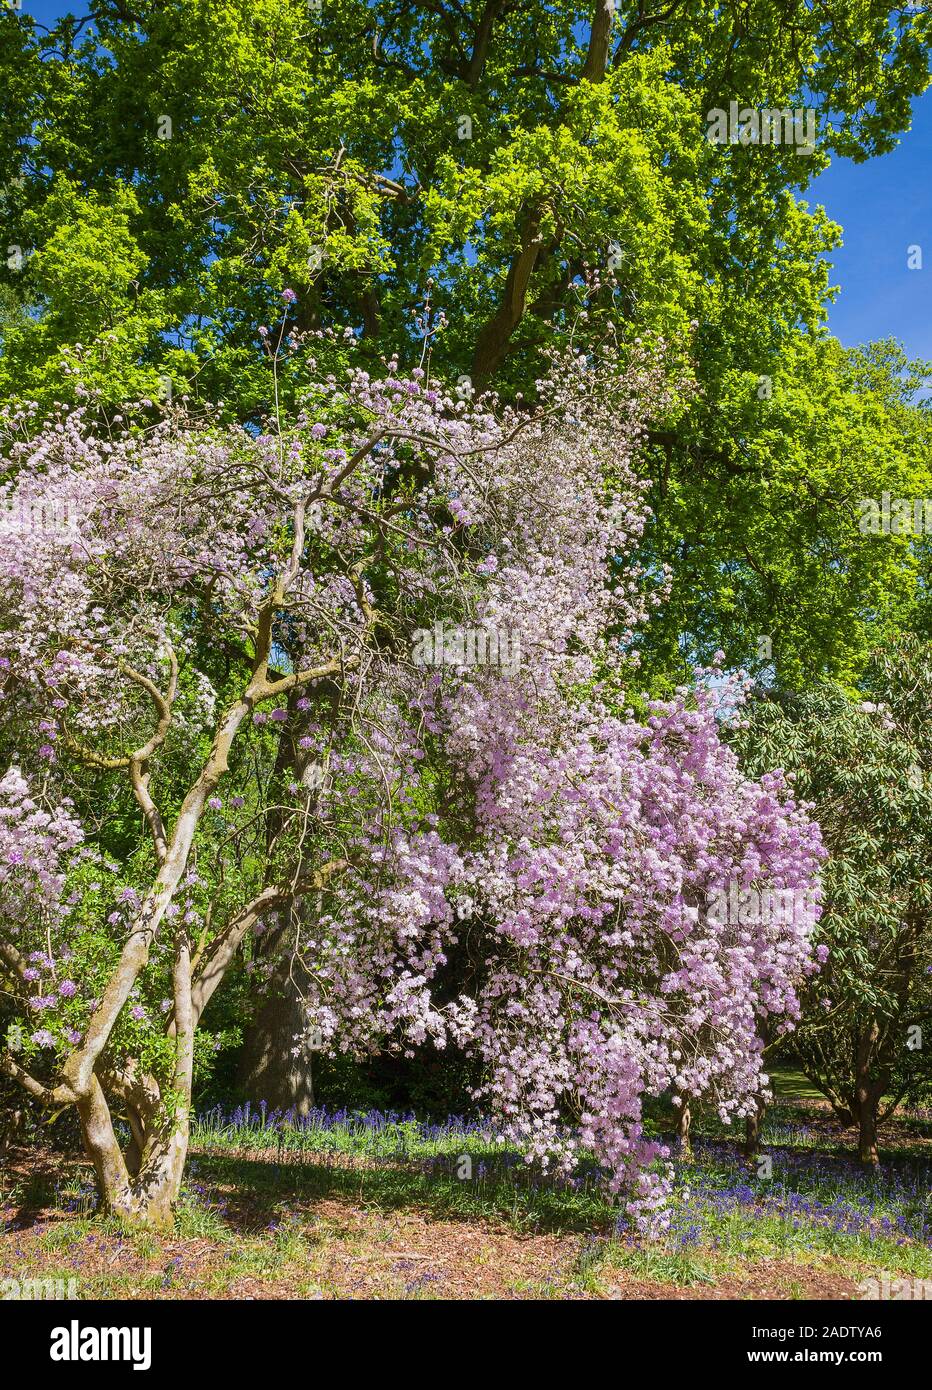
[[127, 648, 179, 865], [175, 860, 349, 1030], [0, 1051, 75, 1106], [0, 940, 29, 987]]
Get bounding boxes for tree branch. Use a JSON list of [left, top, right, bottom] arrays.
[[612, 0, 686, 62], [174, 860, 349, 1031], [471, 206, 545, 384], [581, 0, 615, 82], [0, 940, 29, 987], [465, 0, 506, 87], [0, 1051, 75, 1106]]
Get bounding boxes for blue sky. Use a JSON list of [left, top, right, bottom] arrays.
[[17, 2, 932, 365], [810, 89, 932, 365]]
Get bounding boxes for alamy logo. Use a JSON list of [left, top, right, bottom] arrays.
[[2, 1276, 78, 1299], [50, 1319, 152, 1371], [412, 621, 521, 675], [707, 883, 817, 926], [858, 493, 932, 535], [857, 1271, 932, 1300], [0, 497, 81, 536], [706, 102, 817, 155]]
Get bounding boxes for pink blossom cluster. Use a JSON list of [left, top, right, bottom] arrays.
[[0, 766, 84, 934]]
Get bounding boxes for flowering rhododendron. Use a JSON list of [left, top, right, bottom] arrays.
[[0, 352, 822, 1230], [287, 442, 826, 1225]]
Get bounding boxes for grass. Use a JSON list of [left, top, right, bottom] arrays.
[[772, 1069, 828, 1103], [605, 1131, 932, 1288], [189, 1104, 615, 1232], [1, 1089, 930, 1299]]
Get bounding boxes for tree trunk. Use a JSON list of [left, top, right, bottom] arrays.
[[675, 1095, 692, 1157], [237, 963, 315, 1115], [743, 1096, 766, 1160], [75, 935, 194, 1232], [854, 1021, 884, 1167], [0, 1105, 23, 1156], [83, 1107, 189, 1232], [857, 1096, 879, 1166], [76, 1076, 189, 1232], [108, 1136, 189, 1232], [471, 208, 544, 385], [236, 687, 328, 1115]]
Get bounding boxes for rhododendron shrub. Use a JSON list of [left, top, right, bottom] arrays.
[[0, 352, 823, 1229], [735, 637, 932, 1165]]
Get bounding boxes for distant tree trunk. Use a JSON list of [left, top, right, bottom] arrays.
[[852, 919, 919, 1165], [676, 1094, 692, 1157], [854, 1021, 885, 1166], [237, 956, 315, 1115], [744, 1020, 770, 1159], [743, 1096, 766, 1160], [0, 1104, 23, 1156], [236, 684, 333, 1115], [857, 1095, 879, 1166]]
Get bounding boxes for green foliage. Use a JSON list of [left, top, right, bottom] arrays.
[[3, 2, 932, 1133], [735, 636, 932, 1119], [0, 179, 172, 412], [2, 2, 931, 682], [639, 336, 932, 689]]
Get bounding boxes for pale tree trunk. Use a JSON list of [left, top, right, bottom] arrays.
[[76, 934, 195, 1231], [75, 1079, 189, 1232], [3, 566, 352, 1232], [675, 1094, 692, 1157], [5, 857, 341, 1230]]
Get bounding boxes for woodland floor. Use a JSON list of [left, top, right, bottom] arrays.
[[1, 1082, 930, 1300]]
